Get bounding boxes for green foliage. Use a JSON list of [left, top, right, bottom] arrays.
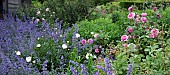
[[77, 18, 124, 46]]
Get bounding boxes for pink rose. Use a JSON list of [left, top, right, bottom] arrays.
[[151, 28, 159, 36], [123, 43, 128, 47], [94, 34, 99, 38], [141, 17, 147, 23], [128, 6, 133, 12], [128, 28, 133, 33], [153, 6, 157, 11], [141, 13, 147, 17], [81, 39, 86, 45], [95, 48, 99, 53], [121, 35, 128, 41], [128, 12, 135, 19], [135, 18, 140, 22], [88, 39, 93, 44]]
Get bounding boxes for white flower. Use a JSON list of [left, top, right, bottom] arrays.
[[36, 11, 40, 15], [76, 33, 80, 38], [53, 12, 55, 14], [36, 44, 41, 47], [15, 51, 21, 55], [86, 53, 93, 59], [67, 41, 69, 43], [46, 8, 49, 11], [37, 37, 40, 40], [62, 44, 67, 49], [32, 60, 36, 63], [93, 55, 97, 58], [26, 56, 32, 62], [36, 19, 39, 22], [42, 18, 45, 20], [60, 35, 62, 37], [91, 32, 94, 34]]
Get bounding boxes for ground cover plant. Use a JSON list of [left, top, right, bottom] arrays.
[[1, 1, 170, 75]]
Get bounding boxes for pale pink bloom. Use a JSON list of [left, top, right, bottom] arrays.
[[42, 18, 45, 21], [88, 39, 93, 44], [121, 35, 128, 41], [123, 43, 128, 47], [128, 6, 133, 12], [135, 18, 140, 22], [95, 48, 99, 53], [141, 13, 147, 17], [94, 34, 99, 38], [46, 8, 49, 11], [81, 39, 86, 45], [128, 28, 133, 33], [130, 35, 135, 39], [153, 6, 157, 11], [128, 12, 135, 19], [151, 28, 159, 36], [141, 17, 147, 23]]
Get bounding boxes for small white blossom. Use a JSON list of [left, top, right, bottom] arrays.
[[36, 11, 40, 15], [36, 44, 41, 47], [91, 32, 94, 34], [36, 19, 40, 22], [60, 35, 62, 37], [32, 60, 36, 63], [15, 51, 21, 55], [26, 56, 32, 62], [62, 44, 67, 49], [53, 12, 55, 14], [86, 53, 93, 59], [67, 41, 69, 43], [42, 18, 45, 20], [76, 33, 80, 38], [46, 8, 49, 11]]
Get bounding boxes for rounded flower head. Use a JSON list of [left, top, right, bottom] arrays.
[[46, 8, 49, 11], [151, 28, 159, 36], [76, 33, 80, 38], [36, 11, 40, 15], [123, 43, 128, 47], [121, 35, 128, 41], [136, 15, 140, 18], [62, 44, 67, 49], [26, 56, 32, 62], [135, 18, 140, 22], [128, 6, 133, 12], [141, 13, 147, 17], [86, 53, 93, 59], [81, 39, 86, 45], [15, 51, 21, 55], [153, 6, 157, 11], [128, 28, 133, 33], [36, 44, 41, 47], [128, 12, 135, 19], [88, 39, 93, 44], [94, 34, 99, 38], [141, 17, 147, 23], [95, 48, 99, 53]]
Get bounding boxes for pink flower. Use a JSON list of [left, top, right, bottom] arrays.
[[130, 35, 135, 39], [94, 34, 99, 38], [128, 12, 135, 19], [136, 15, 140, 18], [135, 18, 140, 22], [88, 39, 93, 44], [141, 17, 147, 23], [153, 6, 157, 11], [149, 34, 155, 38], [128, 28, 133, 33], [81, 39, 86, 45], [141, 13, 147, 17], [128, 6, 133, 12], [157, 14, 161, 19], [123, 43, 128, 47], [95, 48, 99, 53], [121, 35, 128, 41], [151, 28, 159, 36]]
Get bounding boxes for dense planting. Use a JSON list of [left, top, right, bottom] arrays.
[[1, 1, 170, 75]]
